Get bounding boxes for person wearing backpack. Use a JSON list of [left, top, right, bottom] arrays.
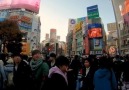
[[30, 50, 49, 90]]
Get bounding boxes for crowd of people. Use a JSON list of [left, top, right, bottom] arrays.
[[0, 50, 129, 90]]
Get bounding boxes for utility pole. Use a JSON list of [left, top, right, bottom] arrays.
[[111, 0, 121, 56]]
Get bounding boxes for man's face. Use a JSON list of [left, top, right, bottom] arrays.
[[49, 57, 54, 61], [13, 56, 21, 64], [32, 53, 41, 60]]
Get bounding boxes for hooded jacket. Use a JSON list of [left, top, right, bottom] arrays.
[[45, 66, 68, 90], [94, 68, 117, 90]]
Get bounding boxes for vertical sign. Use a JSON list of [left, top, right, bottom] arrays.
[[87, 5, 99, 19], [85, 36, 90, 55]]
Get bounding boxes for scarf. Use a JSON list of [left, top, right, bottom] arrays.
[[30, 58, 43, 71]]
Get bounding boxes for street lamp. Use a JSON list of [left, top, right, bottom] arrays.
[[111, 0, 121, 55]]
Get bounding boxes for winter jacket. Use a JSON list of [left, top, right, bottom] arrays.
[[44, 66, 68, 90], [94, 68, 117, 90], [30, 59, 49, 90], [13, 60, 32, 90]]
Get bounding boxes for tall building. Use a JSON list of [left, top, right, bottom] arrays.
[[45, 33, 49, 40], [0, 0, 41, 55], [112, 0, 126, 54], [50, 29, 57, 43], [57, 36, 60, 41], [107, 22, 117, 56], [113, 0, 124, 23]]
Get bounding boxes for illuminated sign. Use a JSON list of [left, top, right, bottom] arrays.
[[88, 28, 102, 38]]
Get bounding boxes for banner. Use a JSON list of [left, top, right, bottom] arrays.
[[88, 23, 102, 29], [94, 38, 102, 50], [85, 36, 90, 55], [87, 5, 99, 19]]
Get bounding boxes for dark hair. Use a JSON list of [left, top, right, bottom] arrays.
[[32, 50, 41, 56], [50, 53, 56, 58], [84, 58, 92, 65], [12, 53, 22, 58], [99, 56, 112, 69], [55, 56, 69, 67], [74, 55, 79, 60]]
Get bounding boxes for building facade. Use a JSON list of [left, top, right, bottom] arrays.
[[0, 9, 41, 54]]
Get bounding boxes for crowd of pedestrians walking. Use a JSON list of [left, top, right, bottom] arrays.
[[0, 50, 129, 90]]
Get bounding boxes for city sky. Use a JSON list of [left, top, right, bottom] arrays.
[[39, 0, 115, 42]]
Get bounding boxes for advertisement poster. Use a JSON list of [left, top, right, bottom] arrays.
[[11, 0, 40, 13], [0, 0, 12, 10], [0, 0, 41, 13], [88, 28, 102, 38], [93, 38, 102, 50]]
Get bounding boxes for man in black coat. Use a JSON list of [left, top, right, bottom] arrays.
[[12, 54, 31, 90]]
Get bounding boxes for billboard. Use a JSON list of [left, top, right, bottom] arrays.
[[88, 28, 102, 38], [0, 0, 40, 13], [87, 5, 99, 19], [84, 36, 90, 55], [0, 10, 8, 21], [88, 17, 101, 24], [77, 17, 86, 23], [0, 0, 12, 10], [50, 29, 56, 43], [93, 38, 102, 50], [88, 23, 102, 29], [121, 0, 129, 16], [9, 12, 33, 32], [68, 19, 76, 32]]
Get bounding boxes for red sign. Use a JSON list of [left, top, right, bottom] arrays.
[[88, 28, 102, 38]]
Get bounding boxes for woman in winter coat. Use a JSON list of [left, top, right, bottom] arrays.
[[45, 55, 69, 90], [94, 56, 117, 90], [81, 58, 96, 90]]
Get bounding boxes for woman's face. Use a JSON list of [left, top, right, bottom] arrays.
[[84, 60, 90, 68]]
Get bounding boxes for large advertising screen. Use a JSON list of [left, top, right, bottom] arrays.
[[0, 0, 40, 13], [88, 28, 102, 38]]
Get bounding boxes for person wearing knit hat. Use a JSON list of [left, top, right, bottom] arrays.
[[47, 53, 56, 68], [30, 49, 49, 90], [31, 50, 41, 56]]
